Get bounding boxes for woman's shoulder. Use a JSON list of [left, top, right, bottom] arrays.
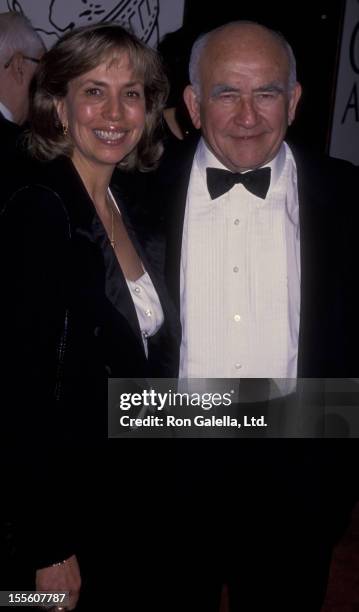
[[2, 158, 72, 240], [6, 152, 79, 191]]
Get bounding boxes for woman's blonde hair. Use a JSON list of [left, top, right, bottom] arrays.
[[28, 23, 169, 171]]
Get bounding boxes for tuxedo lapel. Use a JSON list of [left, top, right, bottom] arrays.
[[293, 146, 347, 377], [160, 137, 198, 308], [296, 154, 318, 377], [165, 163, 193, 309]]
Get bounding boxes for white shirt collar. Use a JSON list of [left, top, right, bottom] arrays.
[[0, 101, 14, 123], [197, 137, 287, 194]]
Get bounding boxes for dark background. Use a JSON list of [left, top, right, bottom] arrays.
[[166, 0, 346, 154]]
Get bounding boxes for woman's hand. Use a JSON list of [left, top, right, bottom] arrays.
[[35, 554, 81, 610]]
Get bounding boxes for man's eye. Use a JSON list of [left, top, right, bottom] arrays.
[[256, 93, 277, 101], [217, 93, 238, 102]]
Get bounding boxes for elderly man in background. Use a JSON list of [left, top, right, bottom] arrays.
[[0, 11, 44, 153]]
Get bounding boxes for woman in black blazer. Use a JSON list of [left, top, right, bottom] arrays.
[[1, 24, 179, 610]]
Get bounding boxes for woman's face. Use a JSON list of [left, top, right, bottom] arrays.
[[55, 53, 146, 178]]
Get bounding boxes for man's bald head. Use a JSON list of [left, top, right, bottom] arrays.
[[189, 21, 297, 98]]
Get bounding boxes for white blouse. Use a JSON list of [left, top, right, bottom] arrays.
[[126, 272, 164, 357]]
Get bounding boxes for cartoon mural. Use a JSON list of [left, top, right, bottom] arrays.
[[1, 0, 184, 48]]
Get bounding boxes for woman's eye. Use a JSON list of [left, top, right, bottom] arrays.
[[85, 88, 102, 96], [126, 90, 141, 98]]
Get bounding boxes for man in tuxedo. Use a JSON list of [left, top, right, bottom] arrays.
[[0, 11, 51, 600], [149, 21, 358, 612], [0, 11, 44, 175]]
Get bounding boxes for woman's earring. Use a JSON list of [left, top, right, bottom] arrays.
[[62, 124, 68, 136]]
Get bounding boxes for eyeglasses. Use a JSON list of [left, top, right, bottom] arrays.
[[4, 54, 41, 69]]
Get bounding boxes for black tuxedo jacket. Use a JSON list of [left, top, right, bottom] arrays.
[[0, 155, 180, 572], [0, 112, 37, 209], [143, 137, 359, 556], [149, 136, 359, 379], [0, 112, 23, 153]]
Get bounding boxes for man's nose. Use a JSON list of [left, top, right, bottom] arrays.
[[234, 97, 258, 128]]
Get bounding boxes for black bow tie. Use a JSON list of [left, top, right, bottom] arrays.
[[206, 166, 271, 200]]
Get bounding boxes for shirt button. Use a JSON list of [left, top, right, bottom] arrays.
[[235, 363, 242, 370], [234, 219, 240, 225], [233, 266, 239, 273], [234, 314, 241, 322], [134, 286, 141, 294], [145, 309, 152, 317]]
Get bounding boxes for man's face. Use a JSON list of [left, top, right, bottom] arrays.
[[184, 25, 301, 172], [2, 50, 44, 124], [19, 56, 41, 123]]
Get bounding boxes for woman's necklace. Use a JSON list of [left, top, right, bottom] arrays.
[[107, 189, 116, 249], [110, 205, 115, 249]]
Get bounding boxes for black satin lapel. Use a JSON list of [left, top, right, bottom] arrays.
[[160, 148, 195, 310], [296, 153, 327, 377], [92, 212, 144, 348], [109, 179, 158, 279], [165, 172, 191, 309], [107, 250, 143, 343]]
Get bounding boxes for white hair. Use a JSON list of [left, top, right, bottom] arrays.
[[0, 11, 44, 61], [189, 21, 297, 97]]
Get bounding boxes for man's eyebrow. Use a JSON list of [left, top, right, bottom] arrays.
[[210, 84, 240, 97], [210, 82, 286, 97], [253, 82, 285, 93]]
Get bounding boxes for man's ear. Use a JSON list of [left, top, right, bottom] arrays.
[[288, 82, 302, 126], [9, 52, 25, 85], [183, 84, 201, 130]]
